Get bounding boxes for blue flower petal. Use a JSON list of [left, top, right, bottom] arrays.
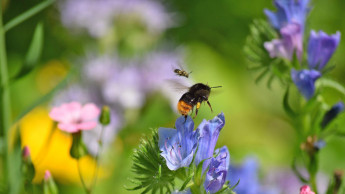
[[308, 30, 341, 70], [204, 146, 230, 194], [158, 116, 198, 171], [265, 0, 310, 30], [194, 113, 225, 171], [291, 69, 321, 99]]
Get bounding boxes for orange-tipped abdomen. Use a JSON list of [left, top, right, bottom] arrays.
[[177, 100, 192, 116]]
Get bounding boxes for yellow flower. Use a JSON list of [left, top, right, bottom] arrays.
[[20, 107, 100, 184]]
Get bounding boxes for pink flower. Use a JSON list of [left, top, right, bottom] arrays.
[[49, 102, 100, 133], [300, 185, 315, 194]]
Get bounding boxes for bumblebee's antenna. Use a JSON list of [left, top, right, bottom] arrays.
[[211, 86, 222, 89]]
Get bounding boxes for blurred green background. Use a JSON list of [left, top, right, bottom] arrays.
[[3, 0, 345, 193]]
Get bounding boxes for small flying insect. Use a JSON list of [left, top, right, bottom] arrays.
[[174, 68, 192, 78], [177, 83, 222, 119], [173, 63, 192, 78]]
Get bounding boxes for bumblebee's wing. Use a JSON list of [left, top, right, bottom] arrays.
[[165, 79, 191, 93]]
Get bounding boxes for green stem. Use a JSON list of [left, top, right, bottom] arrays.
[[75, 132, 90, 194], [77, 159, 91, 194], [89, 125, 105, 193], [3, 0, 55, 32], [0, 2, 12, 192]]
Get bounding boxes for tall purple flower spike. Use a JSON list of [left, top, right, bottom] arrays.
[[194, 112, 225, 172], [291, 69, 321, 100], [158, 116, 199, 171], [204, 146, 230, 194], [308, 30, 341, 70], [264, 0, 310, 31]]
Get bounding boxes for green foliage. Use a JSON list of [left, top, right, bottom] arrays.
[[244, 19, 289, 88], [128, 129, 175, 194], [70, 132, 88, 159], [11, 22, 44, 82]]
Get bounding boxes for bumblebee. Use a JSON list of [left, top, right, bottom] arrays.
[[177, 83, 221, 119], [174, 68, 192, 78]]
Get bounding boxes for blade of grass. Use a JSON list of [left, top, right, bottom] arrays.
[[4, 0, 54, 32]]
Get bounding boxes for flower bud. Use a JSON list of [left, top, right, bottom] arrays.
[[21, 146, 35, 191], [44, 170, 52, 181], [300, 185, 315, 194], [99, 106, 111, 126], [43, 170, 58, 194], [321, 102, 344, 129], [70, 131, 88, 159], [22, 146, 31, 162]]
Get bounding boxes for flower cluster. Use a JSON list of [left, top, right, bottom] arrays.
[[158, 113, 231, 193], [264, 0, 341, 100], [59, 0, 174, 38]]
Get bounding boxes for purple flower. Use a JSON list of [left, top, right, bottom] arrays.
[[59, 0, 174, 38], [264, 0, 310, 61], [227, 157, 261, 194], [158, 116, 199, 171], [308, 30, 341, 70], [264, 23, 303, 60], [321, 102, 344, 129], [204, 146, 230, 194], [264, 0, 310, 31], [194, 113, 225, 172], [291, 69, 321, 99]]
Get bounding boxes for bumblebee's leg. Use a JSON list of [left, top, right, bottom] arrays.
[[206, 100, 213, 112], [193, 102, 201, 119]]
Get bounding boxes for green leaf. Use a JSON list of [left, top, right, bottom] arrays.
[[4, 0, 55, 32], [179, 172, 194, 191], [283, 87, 297, 118], [317, 78, 345, 96], [244, 19, 289, 87], [11, 22, 44, 81], [229, 179, 240, 190], [127, 129, 175, 193], [291, 158, 308, 183], [194, 157, 211, 186]]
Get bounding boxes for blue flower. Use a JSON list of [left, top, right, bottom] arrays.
[[291, 69, 321, 99], [158, 116, 199, 170], [264, 0, 310, 31], [227, 157, 261, 194], [204, 146, 230, 194], [264, 0, 310, 61], [308, 30, 341, 70], [321, 102, 344, 129], [194, 113, 225, 172]]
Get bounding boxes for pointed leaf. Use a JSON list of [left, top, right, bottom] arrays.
[[283, 87, 297, 118], [11, 22, 44, 81]]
